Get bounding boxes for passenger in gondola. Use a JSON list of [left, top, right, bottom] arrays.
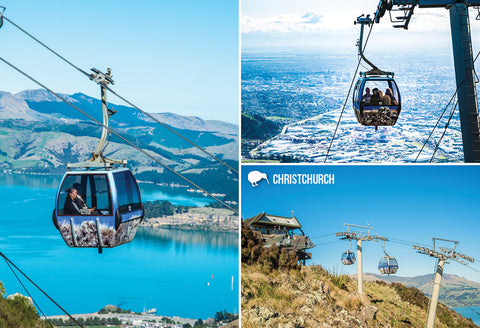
[[361, 87, 372, 103], [377, 90, 388, 106], [64, 187, 97, 215], [385, 88, 397, 105], [370, 88, 380, 105], [73, 182, 87, 205], [382, 90, 391, 105]]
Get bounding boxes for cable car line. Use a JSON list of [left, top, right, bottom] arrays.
[[414, 88, 460, 162], [101, 85, 239, 175], [415, 49, 480, 162], [429, 101, 458, 163], [3, 257, 55, 328], [0, 252, 85, 328], [309, 232, 337, 239], [324, 22, 374, 162], [2, 16, 91, 79], [314, 240, 344, 246], [0, 57, 238, 214], [1, 15, 238, 175]]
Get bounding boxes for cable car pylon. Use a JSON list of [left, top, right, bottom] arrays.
[[413, 238, 474, 328], [375, 0, 480, 162], [336, 223, 387, 294]]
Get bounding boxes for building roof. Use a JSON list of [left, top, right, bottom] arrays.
[[245, 212, 302, 229]]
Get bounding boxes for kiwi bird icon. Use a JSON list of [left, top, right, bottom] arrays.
[[248, 171, 269, 187]]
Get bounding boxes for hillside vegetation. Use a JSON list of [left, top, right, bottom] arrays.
[[242, 264, 478, 328], [0, 283, 49, 328], [362, 272, 480, 308]]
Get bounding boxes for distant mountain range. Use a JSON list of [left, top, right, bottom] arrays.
[[361, 272, 480, 308], [0, 89, 238, 199]]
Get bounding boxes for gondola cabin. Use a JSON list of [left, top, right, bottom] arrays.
[[378, 256, 399, 275], [53, 166, 144, 251], [341, 251, 356, 265], [353, 75, 401, 127]]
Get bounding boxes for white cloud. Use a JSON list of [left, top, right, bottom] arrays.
[[242, 11, 324, 33], [241, 8, 467, 35]]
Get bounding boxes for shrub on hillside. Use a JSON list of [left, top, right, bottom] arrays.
[[241, 221, 299, 271]]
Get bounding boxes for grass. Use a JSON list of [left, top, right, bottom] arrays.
[[327, 266, 351, 291], [242, 263, 480, 328]]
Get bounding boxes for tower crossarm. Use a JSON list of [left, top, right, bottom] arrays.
[[391, 0, 480, 8], [336, 231, 358, 240], [413, 245, 474, 263], [413, 245, 449, 260]]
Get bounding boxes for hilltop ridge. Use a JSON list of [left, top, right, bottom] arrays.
[[0, 89, 238, 198]]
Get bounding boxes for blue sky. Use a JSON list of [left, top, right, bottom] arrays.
[[0, 0, 239, 123], [242, 165, 480, 283], [242, 0, 480, 52]]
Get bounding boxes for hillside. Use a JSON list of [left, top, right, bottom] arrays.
[[241, 113, 281, 141], [241, 222, 477, 327], [0, 283, 49, 328], [362, 273, 480, 308], [242, 264, 478, 328], [0, 90, 238, 198]]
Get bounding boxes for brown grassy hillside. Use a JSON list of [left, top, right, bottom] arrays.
[[242, 263, 478, 328]]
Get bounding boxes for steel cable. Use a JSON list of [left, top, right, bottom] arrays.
[[324, 22, 374, 162], [415, 50, 480, 162], [0, 252, 85, 328], [3, 257, 55, 328], [429, 101, 458, 163]]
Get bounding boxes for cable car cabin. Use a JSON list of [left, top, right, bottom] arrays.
[[353, 76, 401, 127], [341, 251, 356, 265], [53, 167, 144, 251], [378, 256, 399, 275]]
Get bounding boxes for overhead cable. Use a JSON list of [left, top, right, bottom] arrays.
[[324, 22, 374, 162], [430, 101, 458, 163], [0, 252, 84, 328], [415, 50, 480, 162], [3, 257, 55, 328]]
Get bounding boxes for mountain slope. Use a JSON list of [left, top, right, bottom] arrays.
[[0, 89, 238, 198], [362, 273, 480, 308], [242, 264, 478, 328]]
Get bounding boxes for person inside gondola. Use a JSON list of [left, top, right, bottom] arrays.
[[382, 89, 391, 105], [385, 88, 397, 105], [361, 87, 372, 104], [370, 88, 380, 105], [63, 187, 97, 215], [73, 183, 87, 206]]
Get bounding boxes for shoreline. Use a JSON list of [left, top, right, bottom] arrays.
[[44, 312, 197, 327], [142, 207, 239, 233]]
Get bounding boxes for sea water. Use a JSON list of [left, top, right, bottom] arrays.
[[0, 175, 238, 319], [453, 307, 480, 325]]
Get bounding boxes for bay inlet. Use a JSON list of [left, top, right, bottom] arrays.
[[0, 173, 238, 319]]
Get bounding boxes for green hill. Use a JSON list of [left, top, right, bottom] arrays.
[[362, 272, 480, 308], [0, 282, 49, 328]]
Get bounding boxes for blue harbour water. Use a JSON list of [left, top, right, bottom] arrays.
[[0, 174, 238, 319], [454, 307, 480, 325]]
